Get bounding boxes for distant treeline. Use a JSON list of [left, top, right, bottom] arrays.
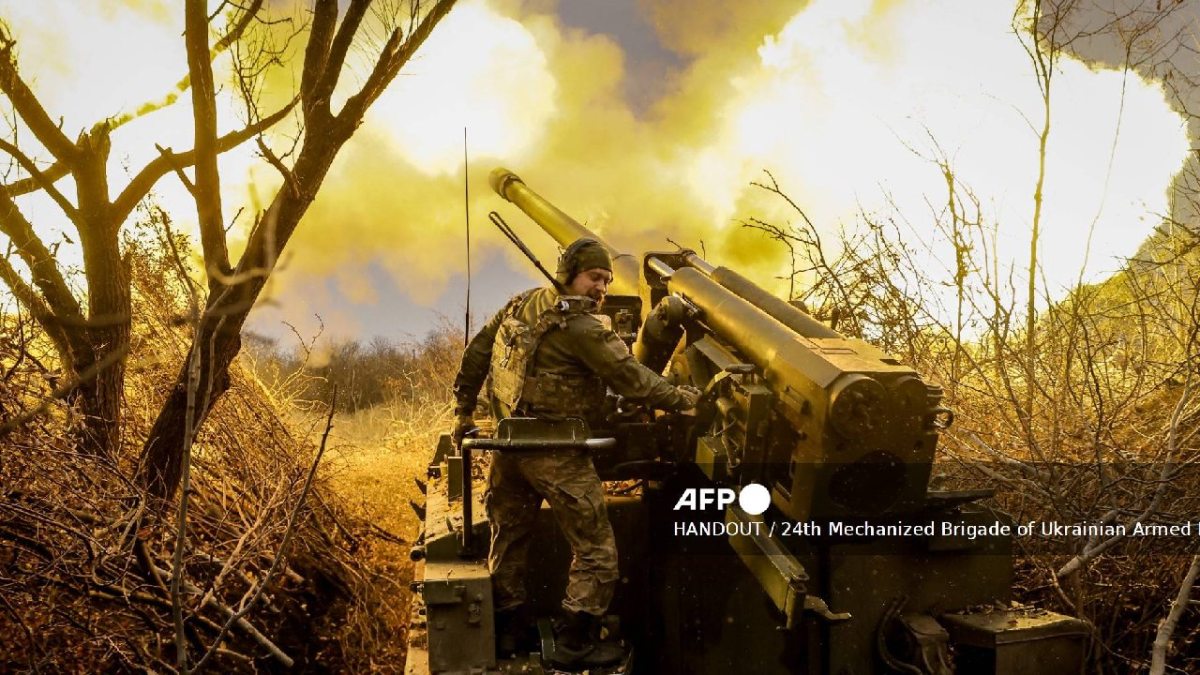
[[243, 327, 464, 413]]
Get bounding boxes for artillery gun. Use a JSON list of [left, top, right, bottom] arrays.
[[404, 169, 1088, 674]]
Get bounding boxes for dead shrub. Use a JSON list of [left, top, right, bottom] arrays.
[[0, 214, 411, 672]]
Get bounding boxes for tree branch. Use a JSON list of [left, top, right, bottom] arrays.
[[0, 27, 80, 165], [1056, 367, 1194, 578], [0, 341, 130, 437], [341, 0, 458, 121], [0, 250, 73, 360], [300, 0, 339, 120], [0, 190, 84, 321], [186, 0, 232, 282], [154, 145, 198, 198], [0, 138, 79, 221], [311, 0, 372, 108], [256, 137, 299, 198], [112, 98, 297, 227], [143, 563, 292, 669], [187, 389, 335, 673], [1149, 554, 1200, 675], [108, 0, 265, 130], [2, 159, 68, 197]]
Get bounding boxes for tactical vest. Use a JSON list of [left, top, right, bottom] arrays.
[[489, 293, 608, 421]]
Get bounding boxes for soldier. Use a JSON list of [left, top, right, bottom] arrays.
[[451, 238, 698, 669]]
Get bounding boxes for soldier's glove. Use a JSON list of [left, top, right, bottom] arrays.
[[676, 385, 702, 412], [452, 413, 477, 445]]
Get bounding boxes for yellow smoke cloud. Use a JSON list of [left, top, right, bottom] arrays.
[[2, 2, 268, 283], [367, 0, 557, 174], [345, 0, 1183, 317], [692, 0, 1189, 300], [0, 0, 1190, 339]]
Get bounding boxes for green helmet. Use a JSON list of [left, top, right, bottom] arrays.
[[555, 238, 613, 286]]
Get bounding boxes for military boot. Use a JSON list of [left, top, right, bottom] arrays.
[[549, 611, 625, 670], [495, 605, 535, 657]]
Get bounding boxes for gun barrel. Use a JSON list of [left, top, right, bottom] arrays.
[[667, 264, 841, 392], [490, 168, 639, 296], [677, 255, 839, 340]]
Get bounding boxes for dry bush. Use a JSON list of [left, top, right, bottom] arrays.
[[0, 211, 410, 672], [746, 176, 1200, 673], [247, 324, 464, 416]]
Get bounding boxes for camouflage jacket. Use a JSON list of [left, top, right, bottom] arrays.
[[453, 287, 689, 422]]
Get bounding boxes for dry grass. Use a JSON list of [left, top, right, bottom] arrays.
[[0, 235, 449, 673], [323, 404, 449, 542]]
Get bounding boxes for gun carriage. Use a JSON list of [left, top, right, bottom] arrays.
[[404, 169, 1088, 674]]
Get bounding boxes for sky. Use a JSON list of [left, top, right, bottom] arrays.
[[0, 0, 1195, 350]]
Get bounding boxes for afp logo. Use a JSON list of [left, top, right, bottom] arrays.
[[672, 483, 771, 515]]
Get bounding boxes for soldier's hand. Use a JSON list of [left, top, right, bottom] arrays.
[[452, 413, 477, 444], [676, 385, 702, 412]]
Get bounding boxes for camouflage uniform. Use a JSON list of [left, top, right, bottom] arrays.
[[485, 446, 617, 615], [453, 258, 692, 617]]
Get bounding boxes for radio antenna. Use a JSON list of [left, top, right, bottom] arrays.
[[463, 127, 471, 346]]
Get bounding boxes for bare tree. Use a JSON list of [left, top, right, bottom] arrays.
[[0, 0, 457, 489], [0, 3, 283, 457], [137, 0, 458, 500]]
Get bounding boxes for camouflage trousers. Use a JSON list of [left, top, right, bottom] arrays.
[[484, 449, 618, 616]]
